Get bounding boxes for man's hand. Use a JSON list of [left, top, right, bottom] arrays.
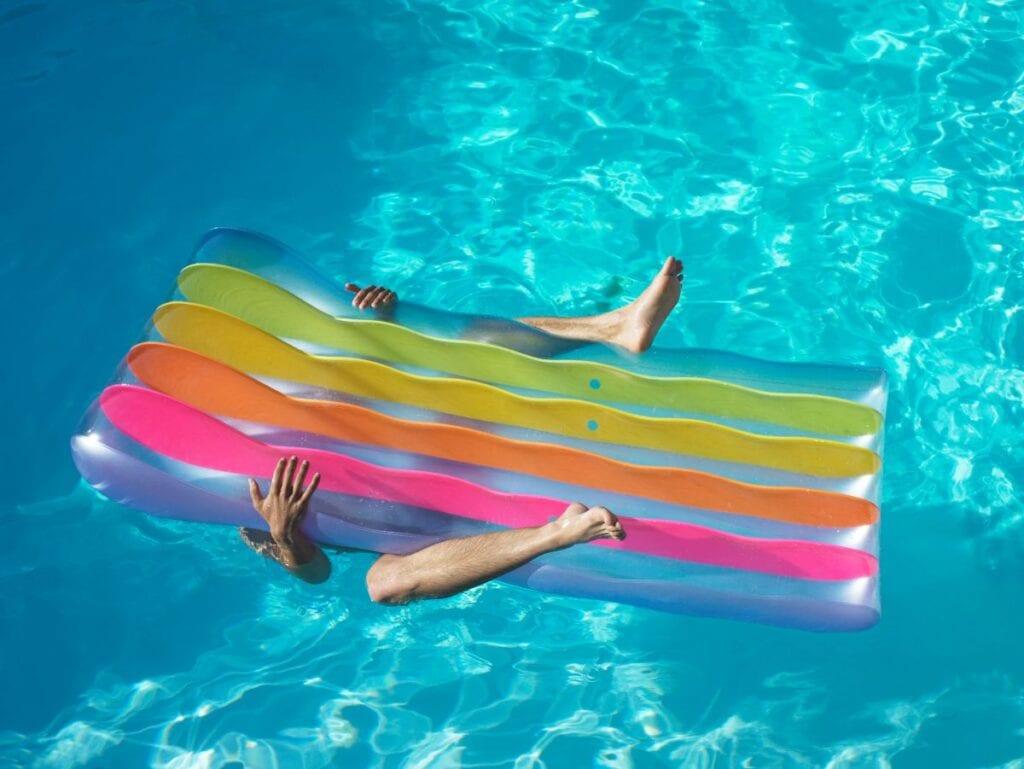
[[243, 456, 330, 583], [345, 282, 398, 311], [249, 456, 321, 548]]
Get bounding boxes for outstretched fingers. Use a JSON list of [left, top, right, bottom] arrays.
[[292, 459, 310, 501], [268, 457, 286, 498], [290, 471, 321, 536], [248, 478, 264, 507], [297, 472, 321, 508], [267, 456, 318, 505], [281, 455, 298, 498]]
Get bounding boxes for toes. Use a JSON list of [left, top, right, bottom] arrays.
[[603, 522, 625, 541], [592, 506, 616, 526], [591, 505, 624, 541], [658, 256, 684, 283]]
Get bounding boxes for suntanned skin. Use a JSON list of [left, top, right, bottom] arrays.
[[246, 465, 625, 602], [343, 256, 684, 352], [518, 256, 683, 352], [243, 256, 684, 601], [243, 456, 330, 584], [365, 502, 624, 604]]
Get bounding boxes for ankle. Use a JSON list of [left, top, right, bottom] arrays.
[[612, 316, 653, 353], [625, 323, 654, 353], [541, 520, 575, 551], [599, 307, 632, 348]]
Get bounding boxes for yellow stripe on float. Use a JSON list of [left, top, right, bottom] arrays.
[[152, 301, 881, 478], [178, 263, 883, 437]]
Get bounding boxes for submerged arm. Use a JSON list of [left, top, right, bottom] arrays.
[[242, 456, 331, 584], [240, 527, 331, 584]]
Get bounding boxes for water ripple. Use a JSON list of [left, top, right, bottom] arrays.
[[4, 0, 1024, 765]]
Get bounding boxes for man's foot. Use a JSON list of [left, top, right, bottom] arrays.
[[550, 503, 626, 548], [611, 256, 683, 353]]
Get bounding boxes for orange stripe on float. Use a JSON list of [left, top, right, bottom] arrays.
[[127, 342, 878, 528]]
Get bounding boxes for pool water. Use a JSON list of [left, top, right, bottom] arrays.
[[2, 1, 1023, 767]]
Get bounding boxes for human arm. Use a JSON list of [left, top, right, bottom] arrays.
[[242, 456, 330, 584]]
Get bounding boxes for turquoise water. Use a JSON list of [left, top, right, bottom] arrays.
[[2, 0, 1023, 766]]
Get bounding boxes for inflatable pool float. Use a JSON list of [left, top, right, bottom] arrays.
[[72, 228, 887, 631]]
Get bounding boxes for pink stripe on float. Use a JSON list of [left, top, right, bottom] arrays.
[[99, 385, 878, 581]]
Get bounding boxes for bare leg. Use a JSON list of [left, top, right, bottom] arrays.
[[365, 503, 625, 604], [518, 256, 683, 352]]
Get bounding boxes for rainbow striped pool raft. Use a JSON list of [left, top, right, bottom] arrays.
[[72, 228, 887, 631]]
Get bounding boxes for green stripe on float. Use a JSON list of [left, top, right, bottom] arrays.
[[178, 263, 883, 437], [152, 301, 882, 478]]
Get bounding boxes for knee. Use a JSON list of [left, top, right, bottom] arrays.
[[366, 556, 413, 605]]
